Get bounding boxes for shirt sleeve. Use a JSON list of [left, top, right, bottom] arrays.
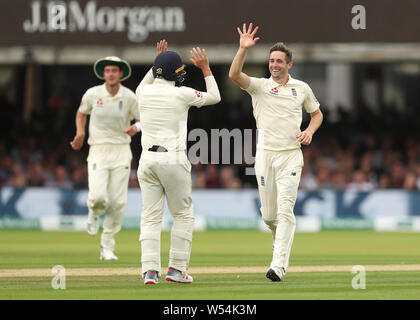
[[243, 77, 263, 95], [78, 90, 93, 115], [130, 94, 140, 120], [178, 87, 209, 108], [178, 76, 221, 108], [302, 84, 320, 113], [136, 68, 154, 96]]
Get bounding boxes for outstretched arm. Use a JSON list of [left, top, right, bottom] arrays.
[[229, 23, 260, 89], [190, 47, 220, 105], [156, 39, 167, 55], [190, 47, 213, 77], [138, 40, 168, 89]]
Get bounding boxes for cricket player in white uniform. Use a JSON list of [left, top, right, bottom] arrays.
[[71, 56, 140, 261], [229, 23, 323, 281], [136, 41, 221, 284]]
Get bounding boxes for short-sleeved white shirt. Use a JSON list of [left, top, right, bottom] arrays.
[[136, 78, 209, 152], [244, 75, 320, 151], [79, 84, 139, 146]]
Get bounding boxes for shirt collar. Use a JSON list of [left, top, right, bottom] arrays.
[[154, 78, 176, 86], [102, 83, 123, 98], [269, 74, 296, 87]]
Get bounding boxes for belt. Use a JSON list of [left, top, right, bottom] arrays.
[[148, 145, 168, 152]]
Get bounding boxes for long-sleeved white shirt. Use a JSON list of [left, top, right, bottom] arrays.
[[136, 69, 221, 152]]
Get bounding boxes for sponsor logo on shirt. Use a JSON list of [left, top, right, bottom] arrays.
[[96, 98, 104, 107], [291, 88, 297, 97], [119, 100, 123, 111], [195, 91, 202, 98], [269, 87, 279, 96]]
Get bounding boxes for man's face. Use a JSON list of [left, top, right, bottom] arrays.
[[103, 65, 123, 86], [268, 51, 292, 79]]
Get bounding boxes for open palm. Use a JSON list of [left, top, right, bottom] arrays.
[[237, 23, 260, 49], [190, 47, 209, 69], [156, 39, 167, 55]]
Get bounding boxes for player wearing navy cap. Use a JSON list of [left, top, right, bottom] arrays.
[[136, 41, 221, 284]]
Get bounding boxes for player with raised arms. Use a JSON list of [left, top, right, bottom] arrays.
[[136, 41, 221, 284], [229, 23, 323, 281]]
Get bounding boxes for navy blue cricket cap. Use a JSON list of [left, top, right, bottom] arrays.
[[153, 51, 186, 82]]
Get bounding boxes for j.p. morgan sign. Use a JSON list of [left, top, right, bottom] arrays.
[[2, 0, 420, 46], [23, 0, 186, 43]]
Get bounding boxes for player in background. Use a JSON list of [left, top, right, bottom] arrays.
[[70, 56, 140, 261], [229, 23, 323, 281], [136, 41, 221, 284]]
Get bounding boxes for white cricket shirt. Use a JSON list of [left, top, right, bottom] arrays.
[[79, 84, 139, 146], [136, 73, 220, 153], [244, 75, 320, 151]]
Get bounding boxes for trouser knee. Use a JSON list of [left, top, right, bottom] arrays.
[[277, 203, 296, 226], [107, 200, 126, 221], [171, 227, 193, 242], [171, 202, 194, 221], [88, 195, 107, 213], [140, 231, 160, 242], [263, 218, 277, 232]]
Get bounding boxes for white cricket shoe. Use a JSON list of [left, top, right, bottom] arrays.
[[266, 266, 286, 282], [100, 248, 118, 261], [86, 214, 99, 236], [166, 267, 193, 284]]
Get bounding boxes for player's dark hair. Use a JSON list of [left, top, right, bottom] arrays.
[[269, 42, 292, 63]]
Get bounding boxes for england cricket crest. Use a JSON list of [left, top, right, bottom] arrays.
[[96, 98, 104, 108], [119, 100, 123, 111], [269, 87, 279, 96]]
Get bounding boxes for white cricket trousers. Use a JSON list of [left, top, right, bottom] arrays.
[[254, 148, 303, 271], [87, 144, 132, 251], [137, 150, 194, 275]]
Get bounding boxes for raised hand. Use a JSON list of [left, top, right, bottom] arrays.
[[190, 47, 209, 69], [157, 40, 168, 55], [237, 23, 260, 49]]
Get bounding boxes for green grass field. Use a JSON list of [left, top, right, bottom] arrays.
[[1, 230, 420, 300]]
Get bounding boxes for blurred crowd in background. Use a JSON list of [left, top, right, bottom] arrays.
[[1, 131, 420, 191], [1, 65, 420, 192]]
